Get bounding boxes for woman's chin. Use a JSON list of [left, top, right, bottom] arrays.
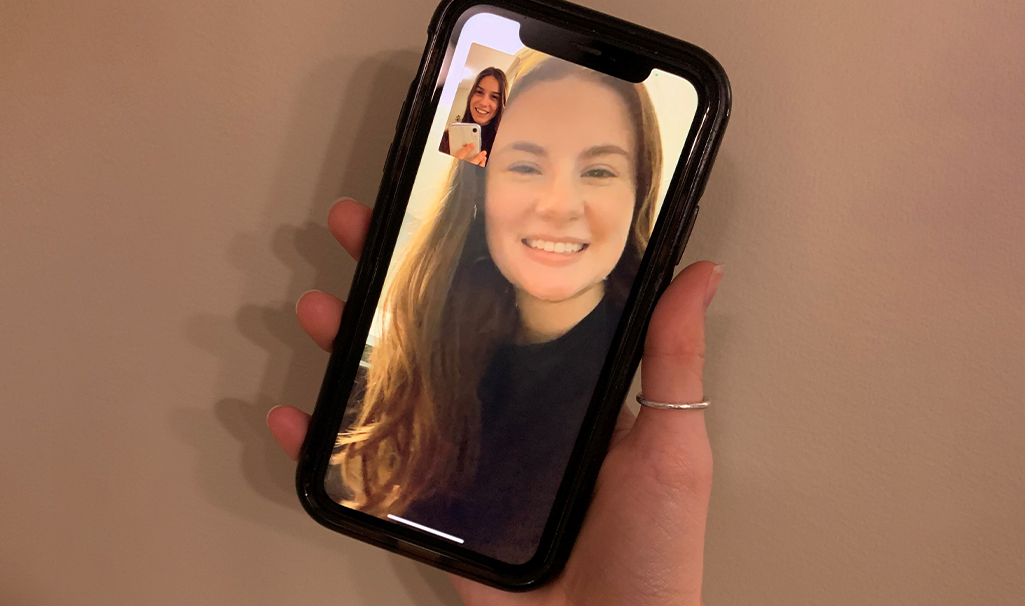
[[520, 283, 596, 305]]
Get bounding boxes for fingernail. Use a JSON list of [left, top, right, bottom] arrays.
[[331, 197, 355, 212], [266, 405, 284, 426], [296, 289, 321, 315], [703, 264, 725, 310]]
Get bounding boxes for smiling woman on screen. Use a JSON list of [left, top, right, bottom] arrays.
[[330, 48, 663, 564]]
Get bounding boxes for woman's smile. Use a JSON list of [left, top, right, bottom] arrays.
[[520, 237, 590, 268], [522, 238, 588, 254], [473, 105, 493, 120]]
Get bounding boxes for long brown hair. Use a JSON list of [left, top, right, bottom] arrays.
[[333, 50, 664, 514]]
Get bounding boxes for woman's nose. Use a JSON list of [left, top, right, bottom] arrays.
[[535, 173, 584, 222]]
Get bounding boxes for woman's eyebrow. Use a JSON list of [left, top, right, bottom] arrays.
[[498, 141, 547, 156], [580, 144, 631, 160]]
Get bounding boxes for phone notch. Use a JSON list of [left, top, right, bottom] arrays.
[[519, 20, 653, 82]]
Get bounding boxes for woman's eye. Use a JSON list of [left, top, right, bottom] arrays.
[[582, 167, 618, 179], [508, 164, 541, 175]]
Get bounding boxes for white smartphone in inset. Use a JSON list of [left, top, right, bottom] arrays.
[[447, 122, 481, 158]]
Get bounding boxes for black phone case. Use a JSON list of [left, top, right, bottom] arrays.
[[295, 0, 730, 590]]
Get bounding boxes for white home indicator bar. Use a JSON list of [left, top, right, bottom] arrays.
[[387, 514, 465, 544]]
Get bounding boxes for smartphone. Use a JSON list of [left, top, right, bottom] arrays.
[[446, 122, 482, 159], [296, 0, 730, 589]]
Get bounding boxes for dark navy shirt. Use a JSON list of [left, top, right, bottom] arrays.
[[400, 298, 620, 563]]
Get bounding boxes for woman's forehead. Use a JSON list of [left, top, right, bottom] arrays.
[[477, 75, 500, 91], [497, 76, 635, 152]]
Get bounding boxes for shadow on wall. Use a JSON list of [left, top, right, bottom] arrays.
[[172, 51, 462, 606], [680, 154, 739, 457]]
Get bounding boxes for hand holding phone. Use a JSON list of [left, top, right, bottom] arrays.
[[453, 144, 487, 166], [272, 196, 723, 605], [447, 122, 483, 160]]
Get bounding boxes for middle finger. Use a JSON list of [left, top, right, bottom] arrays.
[[327, 197, 373, 260], [297, 290, 345, 351]]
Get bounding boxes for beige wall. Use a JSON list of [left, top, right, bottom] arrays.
[[2, 0, 1023, 604]]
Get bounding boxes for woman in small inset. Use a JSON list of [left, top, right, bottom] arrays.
[[332, 50, 663, 564], [439, 66, 508, 166]]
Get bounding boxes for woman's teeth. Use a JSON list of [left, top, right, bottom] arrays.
[[474, 107, 489, 115], [524, 238, 586, 254]]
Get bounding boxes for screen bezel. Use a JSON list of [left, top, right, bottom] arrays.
[[295, 0, 730, 590]]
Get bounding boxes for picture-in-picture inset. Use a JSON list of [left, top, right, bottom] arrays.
[[438, 44, 515, 167]]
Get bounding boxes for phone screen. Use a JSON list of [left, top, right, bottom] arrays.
[[325, 7, 700, 565]]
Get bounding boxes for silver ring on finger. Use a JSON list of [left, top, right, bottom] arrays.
[[635, 393, 710, 410]]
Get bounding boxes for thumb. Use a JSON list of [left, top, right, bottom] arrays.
[[608, 261, 722, 606], [629, 260, 723, 488]]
